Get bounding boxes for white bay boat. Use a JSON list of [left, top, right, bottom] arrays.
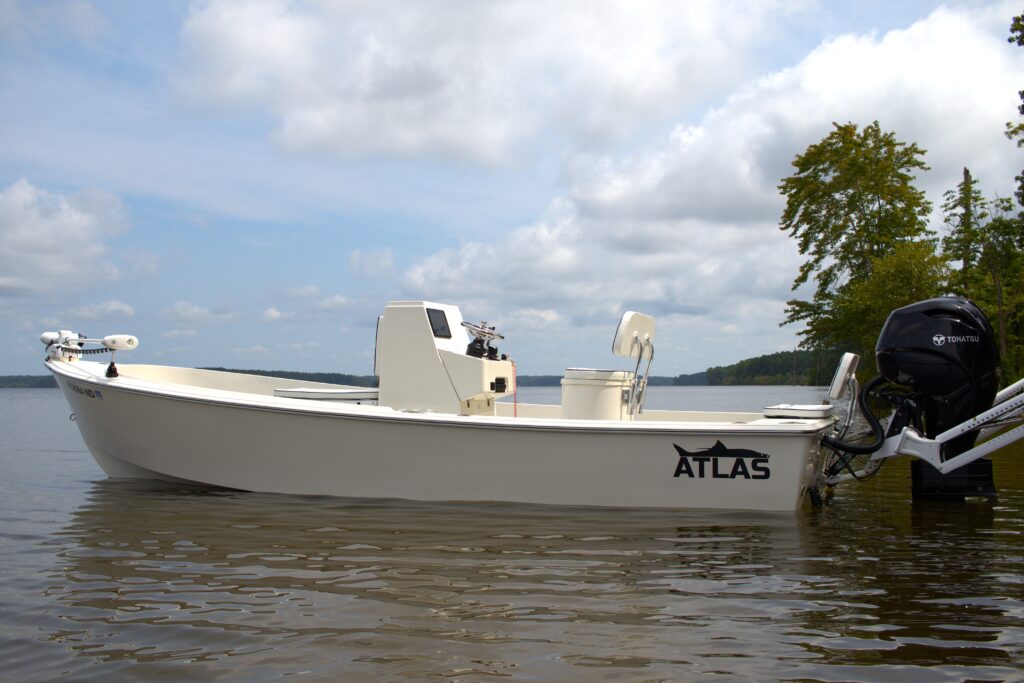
[[43, 297, 1024, 511]]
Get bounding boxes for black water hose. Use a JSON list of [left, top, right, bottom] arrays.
[[822, 374, 887, 455]]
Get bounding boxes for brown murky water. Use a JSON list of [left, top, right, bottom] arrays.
[[1, 388, 1022, 682]]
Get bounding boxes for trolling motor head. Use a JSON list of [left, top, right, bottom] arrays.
[[41, 331, 139, 377], [875, 296, 999, 442]]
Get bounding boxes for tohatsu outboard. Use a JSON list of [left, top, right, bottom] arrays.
[[821, 295, 1020, 501], [877, 297, 1000, 498], [876, 296, 1000, 441]]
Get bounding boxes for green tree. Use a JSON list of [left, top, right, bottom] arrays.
[[940, 167, 988, 291], [939, 167, 1024, 380], [974, 199, 1024, 376], [703, 349, 844, 386], [941, 167, 988, 269], [830, 241, 948, 359], [1008, 13, 1024, 208], [778, 121, 934, 354]]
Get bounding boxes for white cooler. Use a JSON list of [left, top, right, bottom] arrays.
[[561, 368, 634, 420]]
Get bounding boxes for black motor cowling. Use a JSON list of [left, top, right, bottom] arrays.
[[875, 296, 1000, 462]]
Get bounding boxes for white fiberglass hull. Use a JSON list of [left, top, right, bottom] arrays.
[[49, 361, 831, 512]]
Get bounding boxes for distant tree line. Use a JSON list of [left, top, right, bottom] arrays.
[[202, 367, 379, 387], [356, 359, 841, 388], [513, 375, 563, 387], [672, 372, 708, 386], [0, 375, 58, 388], [702, 350, 844, 386]]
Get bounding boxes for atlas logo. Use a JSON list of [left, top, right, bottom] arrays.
[[672, 440, 771, 480]]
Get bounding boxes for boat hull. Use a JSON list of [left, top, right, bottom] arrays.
[[51, 364, 828, 512]]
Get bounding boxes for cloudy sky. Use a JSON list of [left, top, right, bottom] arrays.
[[2, 0, 1022, 377]]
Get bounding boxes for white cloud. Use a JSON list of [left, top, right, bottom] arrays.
[[288, 285, 320, 298], [1, 0, 108, 46], [177, 0, 809, 164], [403, 4, 1024, 371], [66, 299, 134, 320], [0, 178, 127, 298], [502, 308, 563, 330], [162, 328, 197, 339], [570, 5, 1022, 227], [318, 294, 348, 310], [166, 300, 237, 324], [3, 2, 1021, 377], [167, 300, 211, 322], [277, 340, 319, 351], [405, 201, 799, 331], [230, 343, 269, 354], [252, 293, 349, 326], [262, 306, 293, 321], [122, 248, 161, 277], [349, 247, 393, 276]]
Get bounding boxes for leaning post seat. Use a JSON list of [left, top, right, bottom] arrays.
[[559, 311, 656, 420], [612, 311, 656, 415]]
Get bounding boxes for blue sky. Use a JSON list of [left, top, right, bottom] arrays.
[[2, 0, 1022, 377]]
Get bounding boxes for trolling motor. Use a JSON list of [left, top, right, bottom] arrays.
[[822, 296, 1020, 500], [41, 331, 139, 377]]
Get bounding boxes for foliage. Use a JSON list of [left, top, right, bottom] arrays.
[[516, 375, 676, 387], [778, 120, 934, 355], [940, 167, 988, 287], [829, 241, 949, 366], [978, 12, 1024, 380], [673, 371, 708, 386], [955, 198, 1024, 379], [512, 375, 563, 387], [704, 349, 843, 386], [979, 212, 1024, 377], [0, 375, 58, 388], [939, 164, 1024, 380], [1009, 13, 1024, 207]]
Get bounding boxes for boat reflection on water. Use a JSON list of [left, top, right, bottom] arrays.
[[43, 472, 1023, 682]]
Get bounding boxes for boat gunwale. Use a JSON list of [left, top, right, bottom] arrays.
[[47, 360, 834, 437]]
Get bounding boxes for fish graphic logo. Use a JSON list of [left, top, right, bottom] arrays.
[[672, 440, 771, 480]]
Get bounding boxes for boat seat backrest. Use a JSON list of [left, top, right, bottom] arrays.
[[611, 311, 655, 358]]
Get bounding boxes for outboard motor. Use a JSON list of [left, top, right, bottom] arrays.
[[875, 296, 1000, 499]]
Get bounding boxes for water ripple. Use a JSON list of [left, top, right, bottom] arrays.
[[2, 389, 1022, 682]]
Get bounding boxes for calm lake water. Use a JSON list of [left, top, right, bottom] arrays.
[[1, 386, 1022, 682]]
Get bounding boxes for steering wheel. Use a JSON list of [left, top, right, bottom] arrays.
[[461, 320, 504, 342]]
